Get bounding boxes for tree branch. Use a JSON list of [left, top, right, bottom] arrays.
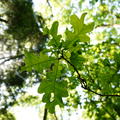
[[61, 53, 87, 88], [54, 112, 58, 120], [0, 54, 24, 65], [0, 18, 8, 23], [95, 24, 120, 28], [46, 0, 52, 8], [84, 87, 120, 97], [60, 52, 120, 97], [43, 108, 48, 120]]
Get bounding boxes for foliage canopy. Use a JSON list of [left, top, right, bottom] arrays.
[[0, 0, 120, 119], [22, 12, 120, 118]]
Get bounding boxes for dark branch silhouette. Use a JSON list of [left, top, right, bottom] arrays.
[[43, 108, 48, 120], [0, 54, 24, 65], [54, 112, 58, 120], [60, 51, 120, 97], [0, 18, 8, 23]]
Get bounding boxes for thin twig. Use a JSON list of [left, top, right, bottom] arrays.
[[61, 51, 87, 88], [0, 18, 8, 23], [84, 87, 120, 97], [46, 0, 52, 9], [60, 52, 120, 97], [46, 0, 53, 18], [0, 54, 24, 65], [54, 112, 58, 120]]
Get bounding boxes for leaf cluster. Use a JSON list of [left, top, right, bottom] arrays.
[[22, 13, 94, 113]]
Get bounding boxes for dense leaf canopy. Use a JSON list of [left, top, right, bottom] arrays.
[[0, 0, 120, 120]]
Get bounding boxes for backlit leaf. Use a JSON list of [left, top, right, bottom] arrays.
[[81, 22, 95, 33], [38, 63, 68, 113], [50, 21, 59, 37]]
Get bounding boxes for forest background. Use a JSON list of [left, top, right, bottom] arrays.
[[0, 0, 120, 120]]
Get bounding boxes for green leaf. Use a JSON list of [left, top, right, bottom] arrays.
[[21, 51, 54, 72], [46, 101, 56, 113], [38, 63, 68, 113], [42, 93, 51, 103], [48, 21, 62, 48], [65, 13, 90, 46], [70, 52, 85, 69], [81, 22, 94, 33], [65, 28, 75, 40], [114, 53, 120, 67], [64, 29, 77, 48], [50, 21, 59, 37], [79, 12, 87, 32], [79, 34, 90, 42], [70, 13, 87, 34], [43, 27, 49, 35], [48, 34, 62, 47], [22, 13, 95, 114], [70, 15, 80, 34]]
